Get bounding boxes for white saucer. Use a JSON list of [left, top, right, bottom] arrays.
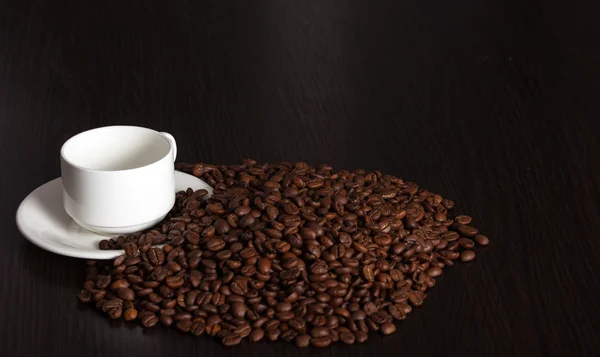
[[16, 171, 212, 260]]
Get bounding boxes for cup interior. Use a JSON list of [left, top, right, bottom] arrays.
[[61, 126, 170, 171]]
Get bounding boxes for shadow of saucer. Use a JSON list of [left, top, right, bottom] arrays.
[[20, 240, 83, 291]]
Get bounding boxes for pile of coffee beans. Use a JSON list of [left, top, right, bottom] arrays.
[[80, 160, 489, 347]]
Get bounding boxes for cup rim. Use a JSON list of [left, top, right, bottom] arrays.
[[60, 125, 172, 173]]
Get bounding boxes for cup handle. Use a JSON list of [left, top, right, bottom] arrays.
[[160, 132, 177, 161]]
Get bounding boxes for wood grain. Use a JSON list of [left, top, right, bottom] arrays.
[[1, 0, 599, 356]]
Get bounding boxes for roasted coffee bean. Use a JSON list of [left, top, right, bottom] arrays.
[[165, 276, 184, 289], [426, 267, 443, 277], [458, 237, 475, 249], [455, 224, 478, 237], [388, 304, 410, 320], [257, 257, 272, 274], [475, 234, 490, 246], [113, 255, 126, 267], [99, 240, 110, 250], [77, 290, 92, 303], [454, 215, 472, 224], [408, 291, 426, 306], [440, 250, 460, 260], [123, 257, 141, 266], [123, 308, 138, 321], [355, 330, 368, 343], [362, 266, 375, 282], [363, 302, 378, 316], [247, 328, 264, 342], [106, 306, 123, 319], [441, 231, 460, 242], [266, 328, 281, 341], [190, 320, 206, 336], [380, 322, 396, 335], [117, 288, 135, 301], [148, 248, 165, 265], [177, 320, 193, 333], [312, 336, 332, 347], [339, 329, 355, 344], [311, 327, 329, 338], [95, 275, 111, 289], [222, 333, 242, 346], [295, 334, 311, 347], [460, 250, 476, 262], [123, 243, 138, 257], [234, 323, 252, 338], [352, 310, 367, 321], [110, 279, 129, 290], [141, 313, 159, 328], [206, 238, 226, 251], [238, 214, 255, 229]]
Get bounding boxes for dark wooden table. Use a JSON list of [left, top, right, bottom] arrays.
[[1, 1, 599, 356]]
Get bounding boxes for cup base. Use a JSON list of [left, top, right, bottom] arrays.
[[72, 215, 166, 236]]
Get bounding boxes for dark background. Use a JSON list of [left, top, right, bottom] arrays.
[[1, 0, 599, 356]]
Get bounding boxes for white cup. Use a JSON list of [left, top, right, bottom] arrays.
[[60, 126, 177, 235]]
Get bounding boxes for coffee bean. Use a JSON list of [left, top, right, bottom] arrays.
[[249, 328, 265, 342], [336, 329, 353, 344], [110, 279, 129, 290], [77, 290, 91, 303], [123, 308, 138, 321], [213, 219, 230, 235], [206, 238, 225, 252], [408, 291, 426, 306], [99, 240, 110, 250], [362, 266, 375, 282], [309, 326, 327, 338], [440, 250, 460, 260], [355, 330, 368, 343], [380, 322, 396, 335], [117, 288, 135, 301], [441, 231, 460, 242], [106, 306, 122, 319], [455, 224, 478, 237], [190, 320, 206, 336], [352, 310, 367, 321], [176, 320, 192, 332], [206, 323, 222, 336], [455, 215, 472, 224], [388, 304, 407, 320], [257, 258, 272, 274], [266, 328, 281, 341], [184, 231, 200, 245], [312, 336, 332, 347], [295, 334, 311, 347], [95, 275, 111, 289], [123, 243, 138, 257], [165, 276, 184, 289], [148, 248, 165, 265], [220, 333, 241, 346], [123, 257, 141, 266], [363, 302, 378, 316], [141, 313, 159, 327], [475, 234, 489, 246], [275, 302, 292, 312], [234, 323, 252, 338], [458, 237, 475, 249], [460, 250, 476, 262], [238, 214, 255, 229]]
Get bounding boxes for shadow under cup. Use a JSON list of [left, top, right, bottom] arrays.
[[60, 126, 177, 235]]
